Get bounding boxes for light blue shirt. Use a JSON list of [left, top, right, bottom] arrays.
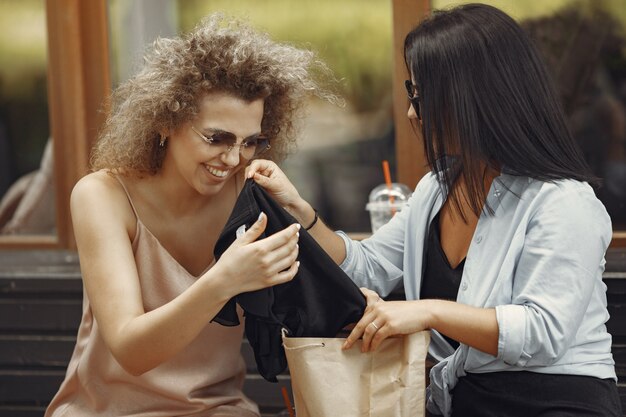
[[337, 171, 616, 416]]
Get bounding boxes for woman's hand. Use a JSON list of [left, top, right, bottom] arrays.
[[246, 159, 347, 264], [343, 293, 499, 356], [245, 160, 306, 213], [213, 212, 300, 295], [343, 288, 433, 352]]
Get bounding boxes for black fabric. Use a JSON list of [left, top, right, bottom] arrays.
[[213, 180, 366, 382], [421, 212, 463, 349], [451, 371, 622, 416]]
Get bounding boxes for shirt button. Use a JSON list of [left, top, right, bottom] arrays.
[[475, 235, 483, 243], [461, 282, 468, 291]]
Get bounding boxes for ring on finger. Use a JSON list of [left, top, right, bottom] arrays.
[[370, 321, 380, 330]]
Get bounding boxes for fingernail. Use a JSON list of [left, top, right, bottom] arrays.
[[296, 261, 300, 268], [295, 223, 301, 230], [257, 212, 264, 222], [296, 232, 300, 238]]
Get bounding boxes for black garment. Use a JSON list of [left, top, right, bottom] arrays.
[[452, 371, 622, 416], [421, 212, 463, 349], [213, 180, 366, 382]]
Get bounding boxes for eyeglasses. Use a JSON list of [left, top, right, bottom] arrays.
[[404, 80, 421, 119], [191, 126, 271, 159]]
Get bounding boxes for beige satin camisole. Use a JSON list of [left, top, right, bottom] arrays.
[[45, 176, 258, 417]]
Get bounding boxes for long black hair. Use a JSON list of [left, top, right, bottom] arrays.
[[404, 3, 598, 219]]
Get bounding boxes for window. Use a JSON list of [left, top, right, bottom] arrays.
[[6, 0, 620, 247], [0, 0, 110, 249], [0, 1, 53, 241]]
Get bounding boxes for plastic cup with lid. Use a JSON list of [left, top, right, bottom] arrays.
[[365, 183, 412, 233]]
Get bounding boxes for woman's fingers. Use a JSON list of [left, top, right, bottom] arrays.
[[361, 317, 388, 352], [263, 240, 299, 276], [273, 259, 300, 285], [246, 159, 301, 206], [342, 326, 361, 350], [263, 223, 300, 251], [237, 212, 267, 244], [369, 325, 389, 351], [242, 221, 300, 284], [344, 315, 389, 352], [360, 287, 380, 301], [342, 312, 372, 350], [360, 287, 382, 313], [250, 171, 272, 188], [246, 159, 279, 180], [342, 295, 391, 352], [346, 288, 385, 351]]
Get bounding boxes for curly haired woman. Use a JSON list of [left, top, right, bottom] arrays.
[[45, 14, 333, 417]]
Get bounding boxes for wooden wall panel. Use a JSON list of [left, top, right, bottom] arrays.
[[45, 0, 110, 249], [391, 0, 431, 190]]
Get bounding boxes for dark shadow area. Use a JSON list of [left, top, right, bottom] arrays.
[[284, 123, 397, 233], [523, 3, 626, 228]]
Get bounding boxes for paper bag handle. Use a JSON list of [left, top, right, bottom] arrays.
[[281, 328, 326, 350]]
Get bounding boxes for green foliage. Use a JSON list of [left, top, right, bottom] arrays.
[[0, 0, 47, 98], [177, 0, 393, 112], [433, 0, 626, 27]]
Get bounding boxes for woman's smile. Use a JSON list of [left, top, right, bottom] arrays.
[[204, 164, 231, 179]]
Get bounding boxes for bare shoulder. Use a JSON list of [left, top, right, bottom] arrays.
[[72, 170, 121, 196], [71, 171, 127, 214], [71, 170, 136, 235]]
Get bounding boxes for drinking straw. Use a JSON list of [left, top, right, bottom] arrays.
[[382, 160, 397, 215], [281, 386, 295, 417]]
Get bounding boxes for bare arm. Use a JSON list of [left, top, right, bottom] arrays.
[[246, 160, 347, 264], [72, 172, 300, 375], [343, 289, 498, 355]]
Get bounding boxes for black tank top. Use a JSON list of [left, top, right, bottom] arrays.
[[421, 212, 463, 349]]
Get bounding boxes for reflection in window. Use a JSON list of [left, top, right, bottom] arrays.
[[434, 0, 626, 230], [522, 4, 626, 229], [108, 0, 178, 88], [0, 0, 54, 235]]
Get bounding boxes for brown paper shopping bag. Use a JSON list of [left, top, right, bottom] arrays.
[[282, 330, 430, 417]]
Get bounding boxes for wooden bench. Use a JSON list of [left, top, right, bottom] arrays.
[[1, 249, 626, 416]]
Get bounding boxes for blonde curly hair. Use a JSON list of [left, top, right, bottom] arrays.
[[91, 13, 337, 174]]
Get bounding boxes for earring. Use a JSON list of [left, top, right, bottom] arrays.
[[159, 135, 167, 147]]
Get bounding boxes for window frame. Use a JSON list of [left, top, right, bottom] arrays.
[[0, 0, 110, 249]]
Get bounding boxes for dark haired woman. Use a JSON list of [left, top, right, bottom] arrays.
[[247, 3, 621, 416]]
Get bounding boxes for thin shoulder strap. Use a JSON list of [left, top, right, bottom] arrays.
[[113, 175, 140, 220]]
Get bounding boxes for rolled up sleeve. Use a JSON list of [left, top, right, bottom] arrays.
[[336, 197, 414, 296], [495, 183, 612, 367], [496, 304, 530, 366], [337, 231, 405, 297]]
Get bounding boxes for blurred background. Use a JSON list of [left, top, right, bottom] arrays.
[[0, 0, 625, 236]]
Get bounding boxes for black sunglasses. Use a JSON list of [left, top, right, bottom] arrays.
[[404, 79, 421, 119], [191, 126, 271, 159]]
